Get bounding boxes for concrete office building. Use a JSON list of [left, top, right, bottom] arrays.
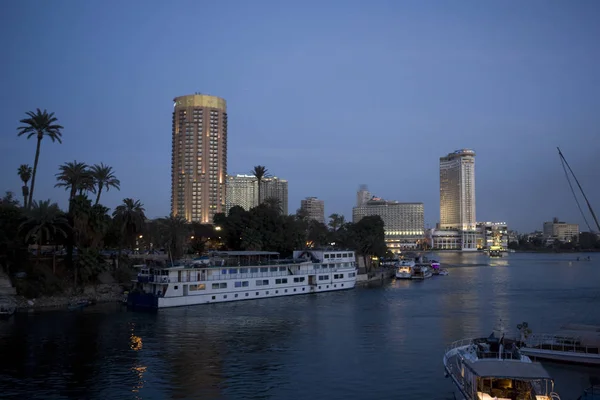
[[300, 197, 325, 223]]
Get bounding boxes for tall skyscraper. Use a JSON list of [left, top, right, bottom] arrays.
[[171, 93, 227, 223], [261, 177, 289, 215], [300, 197, 325, 223], [225, 174, 258, 213], [439, 149, 476, 250]]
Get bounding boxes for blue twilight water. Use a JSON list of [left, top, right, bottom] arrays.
[[1, 252, 599, 400]]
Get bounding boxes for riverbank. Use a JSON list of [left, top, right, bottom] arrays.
[[13, 283, 124, 312]]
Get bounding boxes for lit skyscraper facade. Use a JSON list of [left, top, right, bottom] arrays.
[[353, 198, 425, 252], [171, 94, 227, 223], [438, 149, 476, 250], [225, 174, 258, 213]]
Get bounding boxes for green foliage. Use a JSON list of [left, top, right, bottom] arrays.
[[17, 108, 64, 208], [77, 247, 107, 284], [215, 204, 386, 258]]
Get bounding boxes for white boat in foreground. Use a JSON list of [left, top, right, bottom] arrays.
[[128, 249, 357, 309], [518, 323, 600, 365], [395, 260, 414, 279], [444, 332, 561, 400]]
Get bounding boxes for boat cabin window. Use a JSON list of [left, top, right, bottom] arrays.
[[250, 268, 258, 273], [278, 267, 286, 271], [269, 267, 278, 272], [256, 279, 269, 286], [229, 269, 237, 274], [324, 254, 330, 259], [336, 253, 341, 258], [234, 281, 249, 287], [240, 268, 248, 273], [260, 267, 268, 273], [189, 284, 206, 291], [221, 269, 227, 275], [293, 277, 305, 283], [212, 283, 227, 289], [275, 278, 288, 284]]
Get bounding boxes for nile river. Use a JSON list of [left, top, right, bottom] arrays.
[[1, 252, 599, 399]]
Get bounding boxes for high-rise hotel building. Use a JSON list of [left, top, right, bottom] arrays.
[[353, 194, 425, 253], [437, 149, 477, 250], [225, 174, 289, 215], [171, 94, 227, 223]]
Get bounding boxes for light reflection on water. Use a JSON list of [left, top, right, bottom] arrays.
[[0, 252, 598, 399]]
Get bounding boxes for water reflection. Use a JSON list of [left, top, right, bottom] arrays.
[[0, 253, 599, 399]]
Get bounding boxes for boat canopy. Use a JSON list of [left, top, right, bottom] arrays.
[[465, 360, 552, 380], [208, 251, 279, 256]]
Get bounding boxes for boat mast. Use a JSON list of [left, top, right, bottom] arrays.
[[557, 147, 600, 233]]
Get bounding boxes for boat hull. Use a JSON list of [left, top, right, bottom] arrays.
[[128, 276, 356, 309], [520, 347, 600, 365], [395, 273, 411, 279]]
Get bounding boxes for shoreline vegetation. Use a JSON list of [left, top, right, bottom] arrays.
[[1, 110, 390, 311]]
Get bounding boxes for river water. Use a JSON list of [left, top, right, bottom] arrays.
[[1, 252, 599, 400]]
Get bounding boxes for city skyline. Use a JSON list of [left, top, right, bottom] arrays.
[[1, 2, 599, 233]]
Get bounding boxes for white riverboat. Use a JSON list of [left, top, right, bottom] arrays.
[[517, 323, 600, 365], [127, 250, 358, 309], [444, 332, 561, 400], [395, 260, 414, 279]]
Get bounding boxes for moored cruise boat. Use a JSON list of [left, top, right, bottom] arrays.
[[517, 323, 600, 365], [444, 332, 561, 400], [127, 249, 358, 309], [411, 264, 432, 279], [395, 260, 415, 279]]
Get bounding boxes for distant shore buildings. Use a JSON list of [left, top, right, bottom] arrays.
[[300, 197, 325, 223], [352, 186, 424, 253], [225, 174, 289, 215], [171, 93, 227, 223], [543, 217, 579, 244]]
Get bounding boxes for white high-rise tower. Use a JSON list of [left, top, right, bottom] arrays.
[[439, 149, 476, 250]]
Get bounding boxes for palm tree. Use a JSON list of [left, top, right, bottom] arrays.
[[90, 163, 120, 205], [328, 213, 346, 231], [252, 165, 269, 205], [263, 197, 283, 214], [113, 198, 146, 250], [157, 214, 189, 259], [55, 161, 90, 206], [17, 164, 32, 209], [20, 200, 69, 260], [17, 109, 64, 209]]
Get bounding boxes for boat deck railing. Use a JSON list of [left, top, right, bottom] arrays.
[[445, 338, 523, 360], [524, 333, 600, 355], [136, 268, 357, 284]]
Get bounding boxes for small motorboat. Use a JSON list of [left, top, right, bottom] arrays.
[[395, 260, 414, 279], [444, 330, 561, 400], [68, 299, 91, 311], [430, 260, 449, 276]]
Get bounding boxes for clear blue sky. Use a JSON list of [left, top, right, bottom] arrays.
[[1, 0, 599, 233]]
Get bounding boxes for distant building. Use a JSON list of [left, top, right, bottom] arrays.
[[437, 149, 477, 250], [171, 93, 227, 224], [262, 177, 289, 215], [300, 197, 325, 223], [353, 197, 424, 253], [543, 218, 579, 243], [476, 222, 508, 250], [225, 174, 257, 213], [356, 184, 371, 207]]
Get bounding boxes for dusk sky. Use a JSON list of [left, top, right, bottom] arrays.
[[1, 1, 599, 233]]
